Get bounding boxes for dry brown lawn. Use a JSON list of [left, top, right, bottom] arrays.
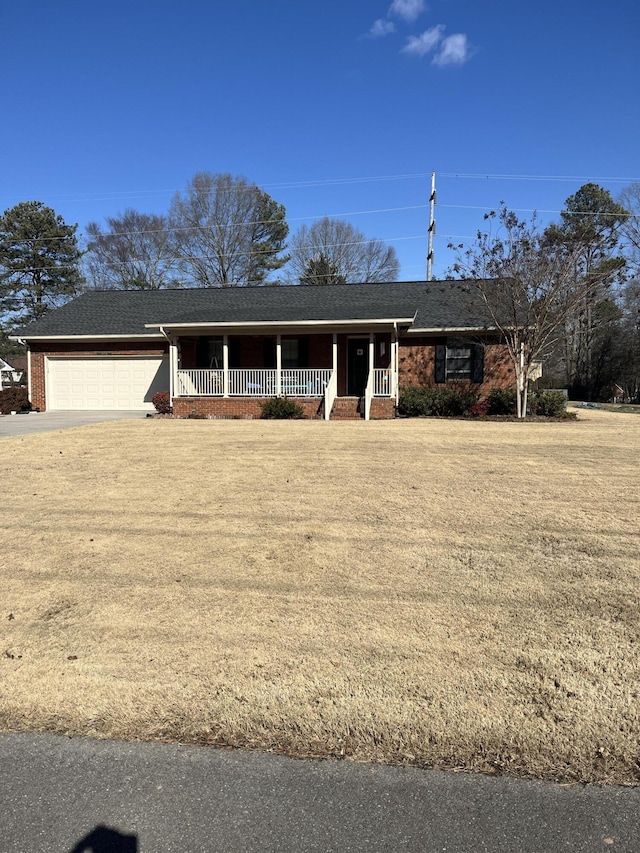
[[1, 409, 639, 784]]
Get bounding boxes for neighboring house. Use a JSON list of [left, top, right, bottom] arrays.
[[12, 280, 515, 419], [0, 357, 25, 388]]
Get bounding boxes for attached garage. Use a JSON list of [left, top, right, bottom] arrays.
[[46, 356, 169, 411]]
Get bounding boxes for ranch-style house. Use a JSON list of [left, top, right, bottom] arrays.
[[14, 280, 515, 419]]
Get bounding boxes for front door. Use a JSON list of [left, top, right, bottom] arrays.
[[347, 338, 369, 397]]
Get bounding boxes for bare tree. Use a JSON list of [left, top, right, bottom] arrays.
[[618, 182, 640, 276], [85, 210, 178, 290], [168, 172, 288, 287], [449, 206, 606, 418], [287, 217, 400, 284]]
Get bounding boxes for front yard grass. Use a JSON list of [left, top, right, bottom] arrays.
[[1, 409, 639, 784]]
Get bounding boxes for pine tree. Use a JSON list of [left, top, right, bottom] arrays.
[[0, 201, 84, 326]]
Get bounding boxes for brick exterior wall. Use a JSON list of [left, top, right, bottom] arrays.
[[172, 396, 325, 419], [398, 336, 514, 398], [28, 333, 514, 418], [28, 341, 168, 412]]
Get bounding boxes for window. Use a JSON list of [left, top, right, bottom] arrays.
[[281, 339, 299, 369], [196, 337, 223, 369], [435, 339, 484, 384], [445, 343, 472, 380], [280, 338, 309, 369]]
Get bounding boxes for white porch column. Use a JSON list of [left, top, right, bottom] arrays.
[[332, 333, 338, 377], [169, 339, 178, 400], [276, 334, 282, 396], [392, 326, 399, 402], [223, 334, 229, 397], [369, 332, 375, 377]]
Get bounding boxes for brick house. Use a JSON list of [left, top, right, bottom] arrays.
[[14, 280, 515, 419]]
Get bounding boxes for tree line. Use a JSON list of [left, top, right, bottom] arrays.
[[1, 173, 639, 402], [449, 183, 640, 408], [0, 172, 399, 323]]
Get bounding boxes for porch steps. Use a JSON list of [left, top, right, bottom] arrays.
[[330, 396, 363, 420]]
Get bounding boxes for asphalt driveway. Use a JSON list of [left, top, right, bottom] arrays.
[[0, 410, 146, 437], [2, 733, 639, 853]]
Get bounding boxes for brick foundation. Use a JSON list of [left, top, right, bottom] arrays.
[[172, 396, 325, 419], [369, 397, 396, 419], [172, 396, 397, 420]]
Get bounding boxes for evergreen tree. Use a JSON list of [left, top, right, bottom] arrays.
[[299, 253, 347, 286], [543, 184, 628, 398], [0, 201, 83, 326]]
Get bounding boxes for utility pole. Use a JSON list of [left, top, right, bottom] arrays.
[[427, 171, 436, 281]]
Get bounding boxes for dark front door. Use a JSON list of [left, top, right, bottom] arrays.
[[347, 338, 369, 396]]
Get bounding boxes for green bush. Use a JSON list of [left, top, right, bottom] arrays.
[[0, 387, 31, 415], [398, 386, 479, 417], [397, 386, 431, 417], [260, 396, 305, 419], [530, 389, 567, 417], [487, 388, 517, 416]]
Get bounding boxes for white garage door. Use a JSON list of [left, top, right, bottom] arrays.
[[47, 356, 170, 411]]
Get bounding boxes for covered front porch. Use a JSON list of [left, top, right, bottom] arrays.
[[165, 330, 399, 420]]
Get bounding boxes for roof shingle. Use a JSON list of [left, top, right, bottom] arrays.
[[15, 280, 497, 337]]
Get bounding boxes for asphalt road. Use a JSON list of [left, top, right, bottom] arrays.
[[1, 733, 639, 852], [0, 411, 147, 437]]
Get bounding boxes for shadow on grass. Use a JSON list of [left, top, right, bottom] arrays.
[[68, 825, 137, 852]]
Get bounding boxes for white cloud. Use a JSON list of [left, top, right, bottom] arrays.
[[368, 18, 396, 38], [433, 33, 470, 66], [401, 25, 445, 57], [389, 0, 427, 23]]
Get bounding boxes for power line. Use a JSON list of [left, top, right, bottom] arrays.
[[439, 203, 639, 218], [4, 169, 637, 210], [439, 172, 640, 184]]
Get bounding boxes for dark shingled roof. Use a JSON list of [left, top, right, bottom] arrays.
[[15, 280, 498, 338]]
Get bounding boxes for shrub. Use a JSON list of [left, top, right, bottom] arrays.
[[530, 389, 567, 418], [0, 387, 31, 415], [398, 386, 479, 418], [260, 397, 305, 419], [152, 391, 172, 414], [397, 386, 431, 417], [487, 388, 517, 416], [468, 400, 489, 417]]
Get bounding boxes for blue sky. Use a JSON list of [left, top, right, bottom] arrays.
[[1, 0, 639, 281]]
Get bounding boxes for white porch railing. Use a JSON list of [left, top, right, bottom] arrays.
[[373, 368, 393, 397], [176, 368, 332, 397], [281, 369, 332, 397], [229, 369, 277, 396], [177, 369, 224, 396]]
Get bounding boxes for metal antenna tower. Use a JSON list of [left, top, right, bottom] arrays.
[[427, 171, 436, 281]]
